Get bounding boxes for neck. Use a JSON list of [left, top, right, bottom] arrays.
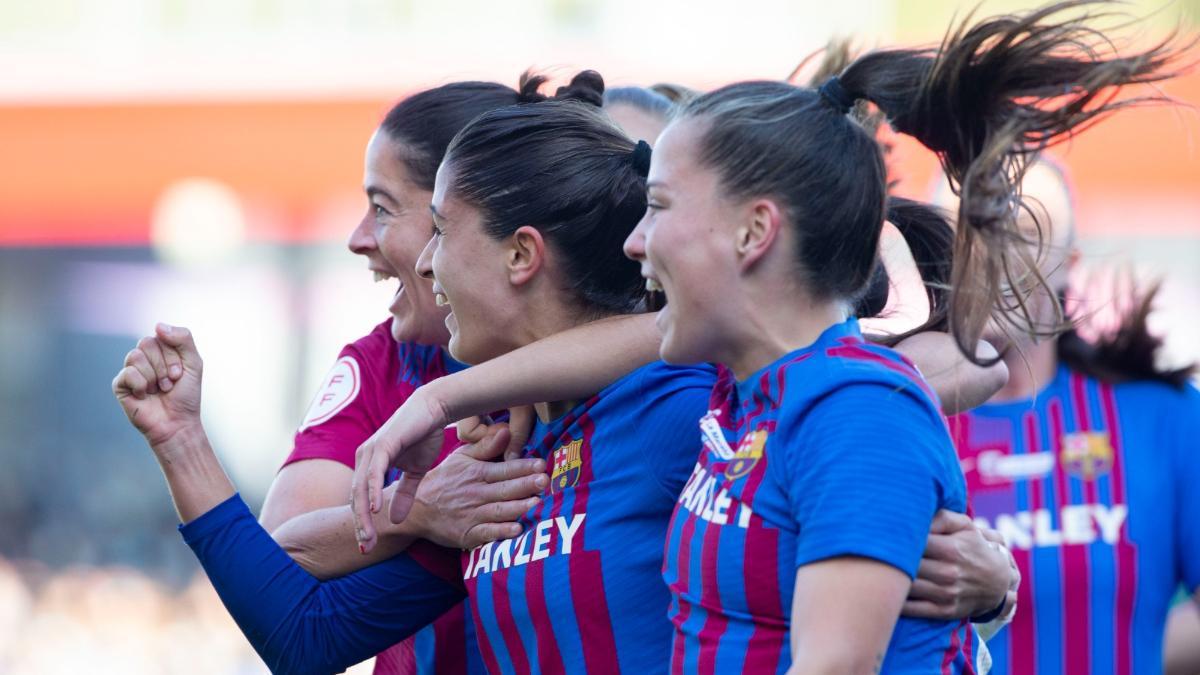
[[994, 337, 1059, 402], [517, 299, 602, 423], [722, 292, 849, 381]]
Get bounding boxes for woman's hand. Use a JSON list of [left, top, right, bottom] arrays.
[[112, 323, 203, 451], [409, 421, 547, 550], [903, 510, 1017, 620], [112, 324, 234, 523], [351, 385, 450, 552]]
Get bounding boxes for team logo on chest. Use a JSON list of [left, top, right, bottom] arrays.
[[1061, 431, 1113, 479], [551, 439, 583, 493], [726, 428, 768, 480]]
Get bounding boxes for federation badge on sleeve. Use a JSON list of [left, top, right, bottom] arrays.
[[298, 356, 361, 431], [551, 439, 583, 493], [1061, 431, 1113, 479], [726, 429, 768, 480]]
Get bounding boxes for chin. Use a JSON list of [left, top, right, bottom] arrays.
[[390, 314, 421, 343], [392, 310, 451, 347]]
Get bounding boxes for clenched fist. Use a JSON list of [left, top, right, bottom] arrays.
[[112, 323, 204, 449]]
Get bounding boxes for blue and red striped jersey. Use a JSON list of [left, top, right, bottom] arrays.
[[950, 365, 1200, 675], [284, 319, 481, 675], [461, 360, 715, 674], [663, 318, 984, 674]]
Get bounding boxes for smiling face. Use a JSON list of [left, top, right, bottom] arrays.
[[346, 130, 451, 345], [416, 163, 526, 365], [623, 118, 748, 364]]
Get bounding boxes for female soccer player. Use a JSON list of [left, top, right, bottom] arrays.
[[947, 160, 1200, 675], [258, 81, 551, 675], [117, 72, 1012, 674], [617, 4, 1180, 670]]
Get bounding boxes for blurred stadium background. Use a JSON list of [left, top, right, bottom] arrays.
[[0, 1, 1196, 672]]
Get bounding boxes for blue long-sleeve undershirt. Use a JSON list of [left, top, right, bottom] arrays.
[[179, 494, 466, 675]]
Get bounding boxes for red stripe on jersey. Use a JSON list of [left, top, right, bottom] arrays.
[[744, 369, 772, 423], [1099, 383, 1137, 675], [710, 368, 736, 426], [372, 639, 414, 675], [1009, 411, 1041, 673], [567, 413, 622, 674], [467, 594, 503, 675], [740, 523, 784, 674], [940, 618, 963, 675], [696, 511, 729, 675], [963, 623, 977, 675], [1051, 396, 1091, 674], [522, 550, 565, 675], [740, 457, 784, 674], [430, 607, 467, 675], [825, 345, 937, 403], [490, 567, 532, 674]]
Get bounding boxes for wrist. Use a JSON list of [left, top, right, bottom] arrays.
[[150, 423, 209, 463], [417, 379, 455, 428], [971, 593, 1010, 624], [389, 497, 428, 539]]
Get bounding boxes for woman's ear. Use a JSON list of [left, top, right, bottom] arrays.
[[508, 225, 546, 287], [735, 197, 784, 272]]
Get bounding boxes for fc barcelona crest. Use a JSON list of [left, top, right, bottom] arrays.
[[551, 439, 583, 493], [726, 429, 768, 480], [1061, 431, 1113, 479]]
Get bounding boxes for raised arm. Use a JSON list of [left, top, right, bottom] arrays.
[[113, 324, 464, 674]]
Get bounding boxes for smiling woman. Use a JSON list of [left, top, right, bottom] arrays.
[[417, 71, 649, 366]]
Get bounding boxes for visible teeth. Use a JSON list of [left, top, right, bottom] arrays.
[[374, 271, 388, 283], [434, 293, 449, 307], [645, 278, 663, 293]]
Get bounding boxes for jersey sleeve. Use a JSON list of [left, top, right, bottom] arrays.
[[284, 343, 393, 470], [1173, 384, 1200, 592], [180, 494, 465, 675], [779, 382, 958, 578], [634, 363, 717, 500]]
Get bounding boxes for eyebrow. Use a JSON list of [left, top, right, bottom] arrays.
[[366, 186, 396, 202]]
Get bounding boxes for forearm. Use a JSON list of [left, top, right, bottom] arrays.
[[429, 312, 661, 422], [273, 503, 419, 580], [182, 494, 463, 675], [151, 425, 237, 524], [894, 333, 1007, 415], [1164, 595, 1200, 675]]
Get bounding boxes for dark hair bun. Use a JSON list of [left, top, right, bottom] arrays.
[[515, 70, 605, 108], [554, 70, 605, 107], [517, 71, 551, 104]]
